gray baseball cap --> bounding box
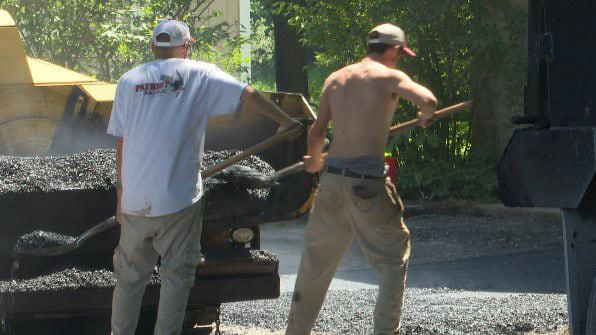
[152,20,195,47]
[368,23,416,57]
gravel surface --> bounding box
[248,250,278,264]
[212,165,274,189]
[0,149,116,195]
[203,150,275,175]
[0,149,275,198]
[1,250,277,293]
[0,268,161,293]
[407,214,562,264]
[204,150,275,201]
[14,231,76,253]
[220,288,567,335]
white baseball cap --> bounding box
[368,23,416,57]
[152,20,195,47]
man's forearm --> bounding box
[307,131,326,159]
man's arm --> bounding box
[303,80,333,173]
[116,138,123,224]
[394,71,438,125]
[240,86,301,132]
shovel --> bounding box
[19,123,306,256]
[17,216,117,256]
[266,101,474,183]
[202,123,304,178]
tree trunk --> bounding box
[471,0,528,161]
[272,0,309,99]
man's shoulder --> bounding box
[118,63,151,84]
[182,59,218,73]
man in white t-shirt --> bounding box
[107,20,300,335]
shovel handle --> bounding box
[389,100,473,135]
[75,216,117,246]
[269,101,473,181]
[270,161,306,182]
[202,124,305,179]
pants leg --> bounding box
[111,214,160,335]
[286,174,355,335]
[348,178,410,335]
[152,202,203,335]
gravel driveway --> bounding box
[219,288,567,335]
[215,212,568,334]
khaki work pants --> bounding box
[111,201,203,335]
[286,172,410,335]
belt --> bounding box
[325,166,384,179]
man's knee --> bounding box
[159,252,200,287]
[113,246,156,284]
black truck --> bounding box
[498,1,596,334]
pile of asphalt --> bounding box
[248,250,278,264]
[0,149,116,195]
[14,231,76,253]
[2,250,278,293]
[0,149,274,199]
[204,150,275,200]
[0,268,161,293]
[203,150,274,174]
[220,288,567,334]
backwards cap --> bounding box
[368,23,416,57]
[152,20,195,47]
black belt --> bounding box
[325,166,384,179]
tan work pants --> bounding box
[111,201,203,335]
[286,172,410,335]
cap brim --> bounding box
[188,36,196,44]
[402,47,416,57]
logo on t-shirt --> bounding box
[135,70,185,97]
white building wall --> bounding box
[202,0,251,79]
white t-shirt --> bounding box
[107,58,248,217]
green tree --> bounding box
[0,0,247,82]
[278,0,527,200]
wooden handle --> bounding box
[203,124,305,179]
[389,100,473,135]
[270,161,305,182]
[259,101,473,181]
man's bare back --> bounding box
[321,58,437,160]
[303,25,437,174]
[325,60,407,159]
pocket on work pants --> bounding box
[113,245,145,284]
[180,203,204,287]
[350,178,404,224]
[350,180,383,214]
[311,174,344,215]
[383,177,405,215]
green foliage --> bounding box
[274,0,526,201]
[250,0,276,90]
[0,0,247,81]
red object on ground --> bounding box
[384,157,397,184]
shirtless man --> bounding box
[285,24,437,335]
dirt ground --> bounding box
[405,204,562,264]
[211,205,568,335]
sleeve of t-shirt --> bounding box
[107,79,125,137]
[206,66,249,117]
